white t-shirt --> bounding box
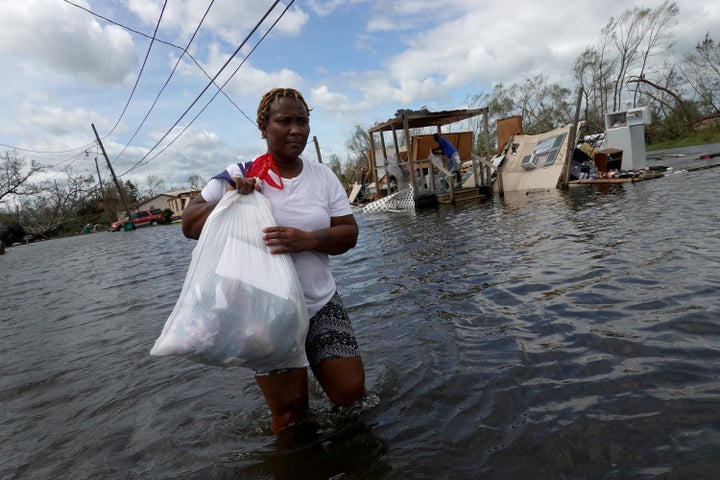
[201,157,353,316]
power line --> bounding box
[42,150,89,181]
[95,0,121,121]
[118,0,287,177]
[63,0,252,119]
[131,0,296,171]
[103,0,169,138]
[64,0,182,51]
[111,0,216,165]
[3,1,265,165]
[0,141,96,155]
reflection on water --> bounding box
[2,155,720,479]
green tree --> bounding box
[484,75,572,134]
[102,179,138,220]
[123,180,139,204]
[326,153,346,185]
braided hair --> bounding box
[256,88,310,134]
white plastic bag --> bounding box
[150,190,309,370]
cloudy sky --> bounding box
[0,0,718,191]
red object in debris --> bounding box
[699,152,720,159]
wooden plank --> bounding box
[348,183,362,203]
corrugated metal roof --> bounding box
[368,108,487,133]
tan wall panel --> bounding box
[497,116,523,153]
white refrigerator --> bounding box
[603,107,649,171]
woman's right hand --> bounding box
[229,177,260,195]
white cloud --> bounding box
[308,85,375,123]
[306,0,369,17]
[170,40,305,103]
[0,0,137,84]
[126,0,309,44]
[1,0,718,191]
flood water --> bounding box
[2,145,720,479]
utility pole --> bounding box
[88,148,111,224]
[92,123,131,219]
[313,136,322,163]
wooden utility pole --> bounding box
[312,136,322,163]
[89,148,111,224]
[92,123,131,218]
[92,153,106,199]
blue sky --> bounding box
[0,0,718,192]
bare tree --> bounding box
[143,174,166,199]
[627,65,698,132]
[465,92,494,153]
[21,168,96,238]
[1,151,45,203]
[573,45,615,132]
[601,1,679,111]
[631,1,678,105]
[188,174,206,190]
[604,11,645,110]
[345,124,371,169]
[683,33,720,116]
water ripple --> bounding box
[2,164,720,478]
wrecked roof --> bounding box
[368,108,487,133]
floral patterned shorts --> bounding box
[253,292,360,376]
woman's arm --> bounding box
[262,214,358,255]
[182,177,258,240]
[181,194,217,240]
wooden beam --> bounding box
[560,87,584,189]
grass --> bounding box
[646,128,720,151]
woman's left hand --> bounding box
[262,226,314,254]
[263,215,357,255]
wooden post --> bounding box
[368,132,380,200]
[483,107,491,187]
[92,152,112,223]
[92,123,131,219]
[560,87,584,189]
[379,131,387,196]
[313,135,322,163]
[397,125,417,195]
[401,114,418,199]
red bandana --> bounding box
[245,153,284,189]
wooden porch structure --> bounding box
[366,107,495,206]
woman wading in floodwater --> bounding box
[181,88,366,433]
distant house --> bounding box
[121,189,201,220]
[164,189,200,219]
[136,193,175,213]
